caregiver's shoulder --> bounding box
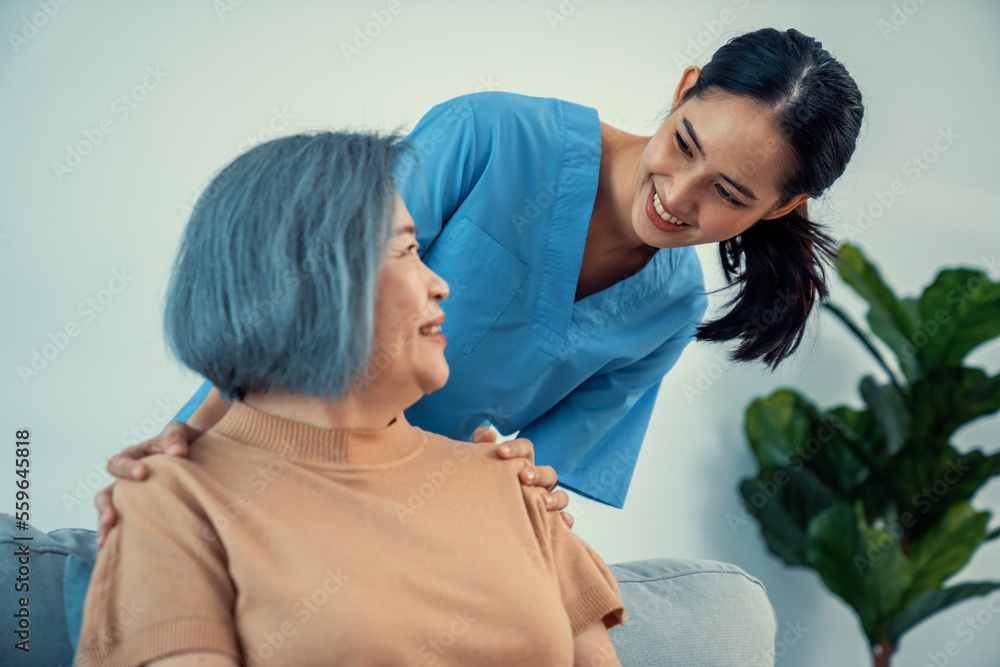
[423,90,584,128]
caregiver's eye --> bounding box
[674,132,692,158]
[716,184,744,207]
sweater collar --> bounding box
[211,400,425,467]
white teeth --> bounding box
[419,324,441,335]
[652,192,685,226]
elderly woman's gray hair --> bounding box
[164,131,406,400]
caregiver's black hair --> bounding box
[683,28,864,367]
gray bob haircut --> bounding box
[164,131,406,401]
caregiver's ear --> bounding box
[671,66,702,112]
[760,194,810,220]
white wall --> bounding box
[2,1,998,664]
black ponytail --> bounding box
[686,28,864,367]
[698,201,837,366]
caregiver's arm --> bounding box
[573,620,622,667]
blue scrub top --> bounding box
[176,92,707,508]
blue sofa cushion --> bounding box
[0,513,97,665]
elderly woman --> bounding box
[75,131,626,666]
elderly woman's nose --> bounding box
[427,266,449,302]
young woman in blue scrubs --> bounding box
[26,28,862,665]
[106,27,862,506]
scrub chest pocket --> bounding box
[422,216,528,355]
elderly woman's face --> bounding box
[367,192,450,401]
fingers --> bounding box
[94,485,117,548]
[105,421,200,481]
[98,421,203,547]
[472,427,498,444]
[159,421,200,456]
[106,447,148,481]
[542,489,569,512]
[500,437,568,524]
[519,464,558,491]
[496,436,535,465]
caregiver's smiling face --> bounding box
[367,192,451,402]
[630,68,806,249]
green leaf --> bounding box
[909,367,1000,441]
[859,376,909,458]
[807,502,912,644]
[903,503,990,607]
[883,581,1000,643]
[900,296,921,326]
[826,405,871,444]
[741,465,837,567]
[747,391,873,498]
[915,268,1000,371]
[887,444,1000,542]
[741,477,809,567]
[827,405,883,491]
[835,245,919,380]
[745,390,815,469]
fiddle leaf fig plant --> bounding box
[740,244,1000,667]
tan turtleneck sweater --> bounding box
[76,401,625,666]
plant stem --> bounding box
[873,638,895,667]
[825,303,905,394]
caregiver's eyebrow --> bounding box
[682,117,759,202]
